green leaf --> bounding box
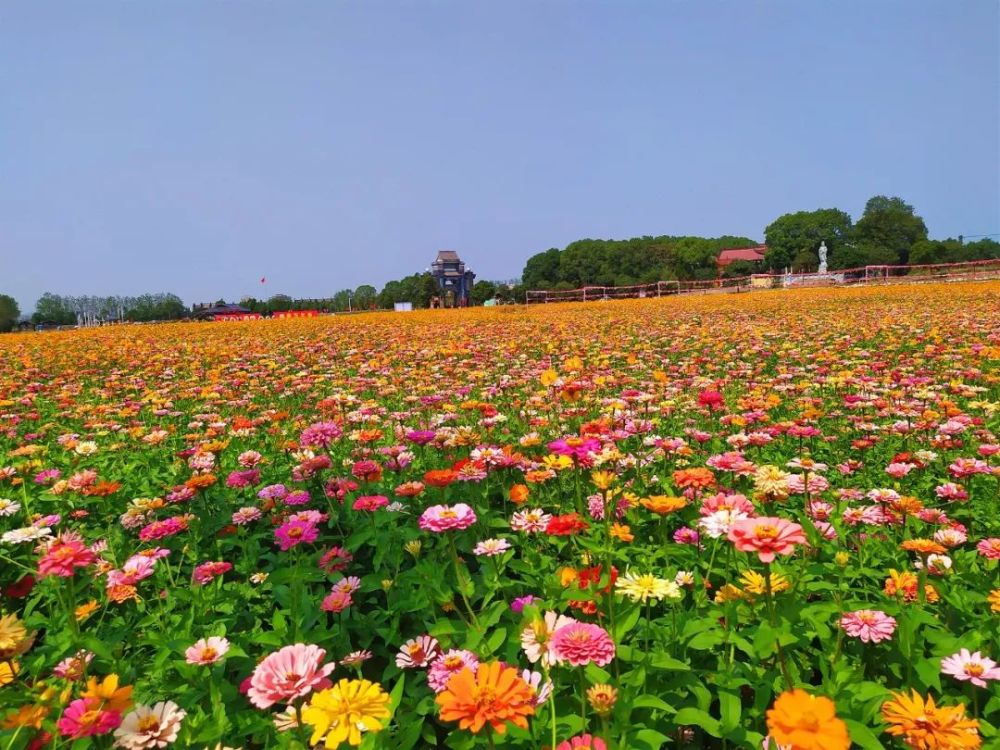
[649,653,691,671]
[631,728,671,749]
[844,718,886,750]
[673,707,722,738]
[388,675,405,713]
[718,690,741,734]
[631,694,675,713]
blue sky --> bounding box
[2,1,997,310]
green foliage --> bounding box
[853,195,928,265]
[763,208,853,272]
[354,284,378,310]
[31,292,78,325]
[521,235,757,288]
[0,294,20,332]
[469,280,498,306]
[266,294,294,312]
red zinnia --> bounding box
[545,514,589,536]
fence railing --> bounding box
[525,259,1000,303]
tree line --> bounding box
[3,193,996,329]
[520,195,999,288]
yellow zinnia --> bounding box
[740,570,790,596]
[302,678,391,747]
[0,614,27,652]
[615,571,682,603]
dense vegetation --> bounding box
[521,196,999,288]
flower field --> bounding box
[1,282,999,750]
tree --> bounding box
[720,260,756,279]
[470,280,498,306]
[763,208,853,272]
[853,195,927,265]
[0,295,19,332]
[267,294,293,312]
[791,249,818,273]
[353,285,377,310]
[32,293,76,326]
[521,248,562,289]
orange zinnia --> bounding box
[640,496,688,515]
[436,662,535,735]
[881,690,981,750]
[901,539,947,556]
[81,674,133,714]
[185,473,217,491]
[508,484,530,504]
[765,689,850,750]
[672,467,716,490]
[424,469,458,488]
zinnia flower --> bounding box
[520,611,577,667]
[615,572,682,603]
[301,678,391,747]
[247,643,336,709]
[274,519,319,551]
[428,650,480,693]
[557,735,608,750]
[113,701,186,749]
[37,535,97,577]
[185,637,230,666]
[839,610,897,644]
[58,698,123,738]
[882,690,981,750]
[436,662,536,734]
[940,649,1000,688]
[727,517,807,563]
[396,635,441,669]
[473,538,511,556]
[550,622,615,666]
[418,504,477,532]
[765,689,850,750]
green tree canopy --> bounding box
[520,234,756,288]
[469,280,498,306]
[853,195,928,265]
[763,208,853,272]
[31,293,77,325]
[0,295,20,333]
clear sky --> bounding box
[2,1,997,311]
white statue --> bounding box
[818,241,828,274]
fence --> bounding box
[525,258,1000,304]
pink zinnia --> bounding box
[138,516,188,542]
[940,649,1000,688]
[551,622,616,667]
[427,650,480,692]
[320,590,352,613]
[976,538,1000,560]
[547,436,601,461]
[396,635,441,669]
[274,519,319,551]
[838,610,896,643]
[352,495,389,512]
[318,546,353,573]
[300,421,343,448]
[37,536,97,578]
[192,561,232,585]
[57,698,122,738]
[247,643,335,708]
[185,636,230,665]
[418,503,477,532]
[727,517,807,563]
[106,556,156,587]
[557,735,608,750]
